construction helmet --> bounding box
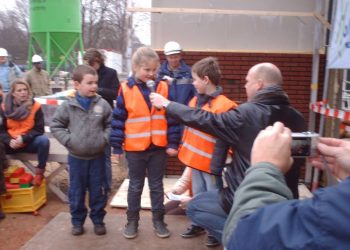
[164,41,182,55]
[32,54,43,63]
[0,48,8,57]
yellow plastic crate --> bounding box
[1,181,47,213]
[4,166,19,178]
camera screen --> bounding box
[291,137,311,157]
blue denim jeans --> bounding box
[104,146,112,192]
[68,154,107,226]
[191,168,223,195]
[187,190,228,242]
[5,135,50,169]
[125,149,167,213]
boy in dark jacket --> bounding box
[83,48,120,192]
[50,65,112,236]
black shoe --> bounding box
[181,225,205,238]
[153,221,170,238]
[71,225,84,236]
[0,211,5,220]
[94,223,106,235]
[123,220,138,239]
[206,235,221,247]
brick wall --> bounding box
[160,51,325,175]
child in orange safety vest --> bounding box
[110,47,180,240]
[175,57,238,247]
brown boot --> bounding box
[33,168,45,186]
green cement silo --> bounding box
[28,0,84,76]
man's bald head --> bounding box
[250,63,283,86]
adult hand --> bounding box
[9,138,23,149]
[311,137,350,180]
[150,93,170,109]
[166,148,178,157]
[251,122,293,174]
[15,135,23,145]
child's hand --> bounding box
[179,196,192,209]
[166,148,178,157]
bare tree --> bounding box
[0,0,29,64]
[0,0,141,66]
[81,0,133,53]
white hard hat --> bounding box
[0,48,8,57]
[164,41,182,55]
[32,54,43,63]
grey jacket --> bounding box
[222,162,292,245]
[50,93,112,159]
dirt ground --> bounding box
[0,158,128,250]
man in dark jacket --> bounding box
[150,62,307,244]
[83,48,120,191]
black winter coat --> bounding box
[97,64,120,108]
[166,86,306,213]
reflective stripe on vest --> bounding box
[122,81,168,151]
[176,78,192,85]
[178,95,237,173]
[6,101,41,138]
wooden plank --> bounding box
[314,12,331,30]
[154,48,317,54]
[7,153,67,163]
[128,7,331,29]
[127,7,315,17]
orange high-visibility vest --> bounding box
[6,101,41,138]
[122,81,168,151]
[178,95,237,173]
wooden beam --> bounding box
[127,7,314,17]
[314,12,332,30]
[127,7,331,29]
[153,48,325,55]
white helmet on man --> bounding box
[0,48,8,57]
[32,54,43,63]
[164,41,182,55]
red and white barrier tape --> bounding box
[34,98,65,106]
[310,101,350,121]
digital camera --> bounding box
[291,132,319,157]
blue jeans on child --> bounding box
[191,168,223,194]
[5,135,50,169]
[187,190,228,242]
[125,149,167,213]
[190,169,223,230]
[68,154,108,226]
[104,145,112,192]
